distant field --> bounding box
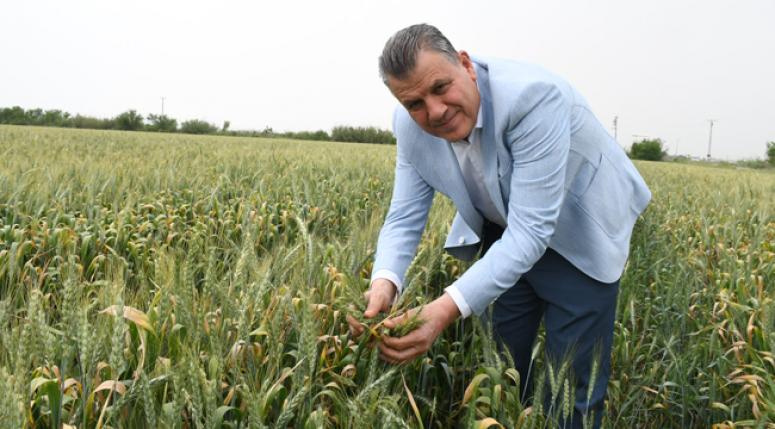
[0,125,773,428]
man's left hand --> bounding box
[378,293,460,364]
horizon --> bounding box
[1,105,768,163]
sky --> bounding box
[1,0,774,160]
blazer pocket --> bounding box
[574,154,631,238]
[565,151,597,198]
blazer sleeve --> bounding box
[371,114,435,293]
[449,82,571,316]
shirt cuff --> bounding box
[371,269,403,295]
[444,284,473,319]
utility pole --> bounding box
[707,119,716,159]
[613,116,618,141]
[161,97,166,116]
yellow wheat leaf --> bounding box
[476,417,505,429]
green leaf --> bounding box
[213,405,240,425]
[31,377,62,428]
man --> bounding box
[348,23,651,427]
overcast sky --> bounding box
[2,0,774,160]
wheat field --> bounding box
[0,125,773,428]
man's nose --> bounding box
[427,97,447,125]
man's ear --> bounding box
[458,50,476,80]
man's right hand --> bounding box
[346,278,397,337]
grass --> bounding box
[0,125,773,428]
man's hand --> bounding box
[378,293,460,364]
[346,278,397,337]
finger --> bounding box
[363,295,388,319]
[346,315,364,337]
[382,317,395,329]
[382,310,412,330]
[378,341,421,364]
[363,307,378,319]
[359,290,382,320]
[346,314,359,328]
[362,290,377,318]
[381,330,419,350]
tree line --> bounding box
[629,137,775,167]
[0,106,396,145]
[4,106,772,161]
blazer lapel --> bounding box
[475,63,508,222]
[413,134,483,233]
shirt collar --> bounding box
[473,73,483,129]
[461,79,483,143]
[473,101,483,130]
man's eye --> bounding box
[433,83,449,94]
[407,101,422,111]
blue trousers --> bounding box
[481,221,618,429]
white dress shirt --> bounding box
[372,93,505,319]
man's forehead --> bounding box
[388,59,455,96]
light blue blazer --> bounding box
[373,56,652,316]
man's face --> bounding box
[387,49,480,142]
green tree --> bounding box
[180,119,217,134]
[0,106,27,124]
[42,110,70,127]
[282,130,330,141]
[147,114,178,132]
[114,110,145,131]
[767,141,775,166]
[72,114,114,129]
[629,138,666,161]
[0,107,70,126]
[26,108,44,125]
[331,126,396,144]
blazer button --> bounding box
[458,237,466,245]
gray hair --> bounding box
[378,23,459,84]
